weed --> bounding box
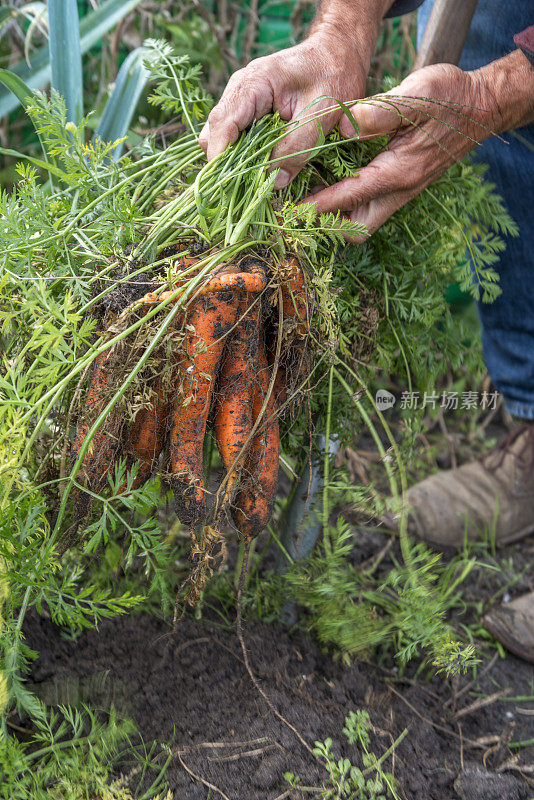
[0,704,171,800]
[264,520,480,674]
[284,709,405,799]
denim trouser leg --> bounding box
[417,0,534,419]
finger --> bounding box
[340,99,403,139]
[271,101,341,189]
[339,64,452,141]
[347,192,410,239]
[299,150,417,241]
[337,66,438,141]
[203,68,274,161]
[340,91,422,140]
[301,150,405,214]
[198,120,209,154]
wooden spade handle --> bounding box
[414,0,479,69]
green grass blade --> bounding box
[0,0,145,119]
[94,47,149,159]
[0,68,34,109]
[48,0,82,123]
[0,69,48,162]
[0,146,67,179]
[0,70,67,183]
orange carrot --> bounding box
[214,297,260,501]
[280,255,309,337]
[72,302,183,507]
[124,380,170,489]
[70,349,124,520]
[170,290,240,525]
[233,336,280,539]
[201,271,266,296]
[213,261,267,501]
[123,311,185,489]
[143,269,267,307]
[71,349,122,490]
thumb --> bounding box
[339,86,420,140]
[271,101,340,189]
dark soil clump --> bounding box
[25,608,534,800]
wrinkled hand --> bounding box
[305,62,499,241]
[199,34,367,188]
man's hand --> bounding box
[306,49,534,241]
[199,0,394,188]
[199,36,366,188]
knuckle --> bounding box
[218,67,272,111]
[420,63,460,96]
[378,154,411,190]
[245,55,268,73]
[424,75,442,98]
[207,105,226,125]
[234,59,268,87]
[226,67,247,88]
[336,178,360,210]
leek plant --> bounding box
[0,0,149,153]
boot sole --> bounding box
[415,517,534,551]
[498,519,534,547]
[381,511,534,550]
[483,616,534,664]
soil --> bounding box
[23,404,534,799]
[25,581,534,800]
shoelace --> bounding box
[483,422,534,475]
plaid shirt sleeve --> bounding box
[514,26,534,67]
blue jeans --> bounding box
[417,1,534,419]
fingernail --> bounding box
[274,169,292,190]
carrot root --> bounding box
[232,336,280,539]
[70,254,290,546]
[214,296,260,507]
[71,349,123,518]
[124,388,170,490]
[170,290,241,525]
[141,259,268,307]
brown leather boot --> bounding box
[402,423,534,549]
[482,592,534,663]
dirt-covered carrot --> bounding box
[170,290,240,525]
[71,350,122,486]
[123,310,185,489]
[70,348,124,518]
[143,267,267,306]
[124,381,170,489]
[232,336,280,539]
[280,255,309,337]
[214,261,267,505]
[214,297,260,503]
[72,297,183,508]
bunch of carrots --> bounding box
[71,244,310,546]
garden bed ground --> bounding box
[24,530,534,800]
